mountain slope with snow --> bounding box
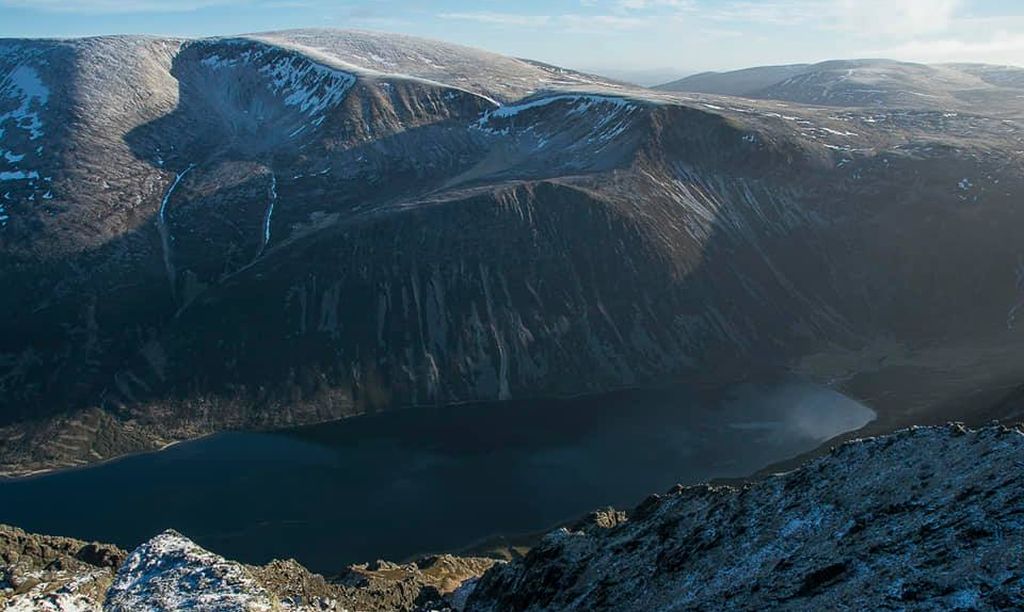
[253,29,625,102]
[3,31,1024,474]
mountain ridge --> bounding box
[3,30,1024,476]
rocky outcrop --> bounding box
[0,524,125,611]
[467,423,1024,610]
[104,530,280,611]
[1,525,495,611]
[101,530,498,611]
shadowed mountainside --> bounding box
[3,32,1024,474]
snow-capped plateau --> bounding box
[251,29,625,102]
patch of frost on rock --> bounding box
[104,530,276,612]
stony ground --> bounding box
[0,524,125,611]
[467,423,1024,611]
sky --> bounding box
[1,0,1023,84]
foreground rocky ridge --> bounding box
[3,423,1022,610]
[469,423,1024,610]
[0,524,125,611]
[2,526,496,611]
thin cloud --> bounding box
[698,0,960,37]
[616,0,693,10]
[875,31,1024,65]
[436,12,553,28]
[835,0,960,37]
[0,0,289,13]
[438,11,647,32]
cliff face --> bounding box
[3,424,1022,611]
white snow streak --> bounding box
[157,164,195,299]
[0,169,39,181]
[479,94,636,123]
[258,172,277,257]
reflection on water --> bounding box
[0,379,873,572]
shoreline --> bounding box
[2,363,1016,572]
[0,369,782,482]
[0,436,204,483]
[3,355,1001,485]
[3,356,1016,485]
[1,354,1019,570]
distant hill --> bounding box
[656,58,1024,112]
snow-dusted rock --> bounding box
[468,424,1024,610]
[104,530,276,611]
[0,524,124,612]
[4,569,110,611]
[99,529,491,611]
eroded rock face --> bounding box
[466,424,1024,611]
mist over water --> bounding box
[0,379,874,572]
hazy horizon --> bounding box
[0,0,1022,82]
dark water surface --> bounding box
[0,380,874,573]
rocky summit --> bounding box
[2,423,1022,611]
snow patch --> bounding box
[0,65,50,141]
[0,169,38,181]
[199,46,355,131]
[820,127,858,137]
[473,93,642,151]
[480,94,636,122]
